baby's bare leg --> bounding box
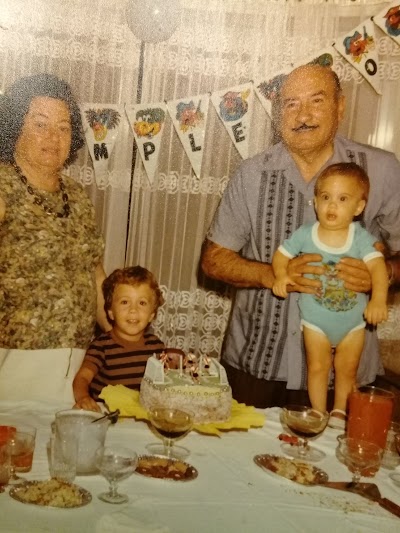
[303,327,332,413]
[333,328,365,413]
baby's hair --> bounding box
[315,162,370,201]
[102,266,164,322]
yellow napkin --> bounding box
[99,385,265,436]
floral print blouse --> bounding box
[0,164,105,349]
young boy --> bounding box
[73,265,165,412]
[272,163,388,428]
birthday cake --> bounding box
[139,350,232,424]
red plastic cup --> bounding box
[347,386,394,449]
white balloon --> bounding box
[126,0,181,43]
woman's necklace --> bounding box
[13,164,70,218]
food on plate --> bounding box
[139,351,232,423]
[11,479,86,507]
[255,454,328,485]
[136,455,197,480]
[278,433,299,445]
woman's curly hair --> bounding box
[0,73,84,166]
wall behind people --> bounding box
[0,0,399,356]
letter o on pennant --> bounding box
[365,59,377,77]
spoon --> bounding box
[91,409,120,424]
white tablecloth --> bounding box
[0,401,399,533]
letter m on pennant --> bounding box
[94,143,109,160]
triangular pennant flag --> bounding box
[211,84,253,159]
[125,102,167,185]
[254,68,290,117]
[334,20,382,94]
[373,2,400,47]
[292,47,339,70]
[166,95,209,178]
[81,104,123,187]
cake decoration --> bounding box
[139,350,232,424]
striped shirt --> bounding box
[84,329,165,400]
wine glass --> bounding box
[389,433,400,486]
[147,407,193,460]
[95,446,138,504]
[281,405,329,462]
[395,433,400,455]
[8,431,36,485]
[338,437,383,483]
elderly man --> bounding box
[201,64,400,410]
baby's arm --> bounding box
[73,364,101,412]
[272,250,296,298]
[364,256,389,325]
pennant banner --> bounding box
[79,5,400,180]
[373,2,400,46]
[81,104,123,186]
[125,102,167,185]
[334,19,382,94]
[292,47,339,70]
[254,69,290,117]
[167,95,209,178]
[211,84,253,159]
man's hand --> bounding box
[286,253,323,294]
[336,257,371,293]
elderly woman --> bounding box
[0,73,109,403]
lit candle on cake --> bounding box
[179,355,183,377]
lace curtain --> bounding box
[0,0,399,356]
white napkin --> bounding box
[95,511,170,533]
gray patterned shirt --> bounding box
[208,136,400,389]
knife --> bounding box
[323,481,400,519]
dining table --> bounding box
[1,399,400,533]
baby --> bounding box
[272,163,388,428]
[73,265,165,412]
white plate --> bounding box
[9,480,92,508]
[254,454,328,486]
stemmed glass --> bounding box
[338,437,383,482]
[390,433,400,487]
[95,446,138,504]
[147,407,193,460]
[395,433,400,455]
[281,405,329,462]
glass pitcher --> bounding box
[54,409,110,475]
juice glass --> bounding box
[347,386,394,474]
[11,424,37,472]
[0,442,11,485]
[0,425,16,445]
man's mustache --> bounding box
[293,124,318,132]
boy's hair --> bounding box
[102,266,164,323]
[315,162,370,201]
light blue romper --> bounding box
[278,222,383,346]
